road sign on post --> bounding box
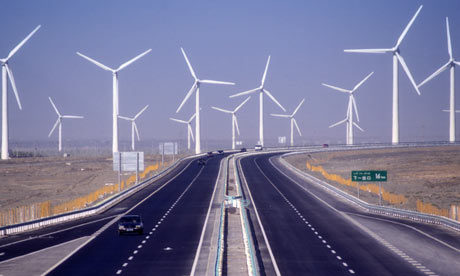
[351,170,387,205]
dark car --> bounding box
[207,151,213,156]
[240,148,247,152]
[118,215,143,235]
[218,150,224,154]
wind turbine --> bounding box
[76,49,151,153]
[1,25,41,160]
[48,97,84,152]
[170,113,196,151]
[344,5,423,144]
[322,72,373,145]
[118,105,149,151]
[212,96,251,150]
[271,98,305,147]
[229,56,286,147]
[418,18,460,143]
[176,48,235,154]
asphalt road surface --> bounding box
[238,152,460,276]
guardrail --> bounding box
[214,155,229,276]
[0,154,202,237]
[279,152,460,232]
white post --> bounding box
[232,115,236,150]
[450,65,456,142]
[187,126,191,150]
[290,119,294,147]
[195,86,201,154]
[1,65,9,160]
[136,152,139,184]
[113,73,119,153]
[259,91,264,146]
[58,121,62,152]
[131,123,135,151]
[118,152,122,192]
[349,101,354,145]
[392,53,399,144]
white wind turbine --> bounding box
[212,96,251,150]
[229,56,286,147]
[176,48,235,154]
[418,18,460,143]
[118,105,149,151]
[322,72,373,145]
[48,97,84,152]
[170,113,196,151]
[1,25,41,160]
[76,49,151,153]
[344,5,423,144]
[271,98,305,147]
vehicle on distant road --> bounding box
[323,144,329,148]
[240,148,247,152]
[118,215,143,235]
[218,150,224,154]
[207,151,213,156]
[254,145,263,151]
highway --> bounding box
[238,152,460,276]
[0,153,225,275]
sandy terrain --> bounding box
[285,146,460,212]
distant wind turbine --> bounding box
[322,72,373,145]
[271,98,305,147]
[118,105,149,151]
[1,25,41,160]
[48,97,84,152]
[229,56,286,147]
[418,17,460,143]
[344,5,423,144]
[170,113,196,151]
[212,96,251,150]
[76,49,151,153]
[176,48,235,154]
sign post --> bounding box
[351,170,387,205]
[114,152,145,190]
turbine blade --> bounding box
[176,83,196,113]
[261,55,271,86]
[396,5,423,48]
[117,49,152,71]
[293,118,302,136]
[352,72,374,92]
[322,83,351,93]
[134,105,149,119]
[446,17,453,59]
[170,117,187,124]
[396,52,421,95]
[270,113,290,118]
[264,89,286,112]
[6,25,41,61]
[455,61,460,66]
[329,118,347,128]
[200,80,235,85]
[229,87,260,98]
[48,97,60,116]
[48,119,60,137]
[181,48,197,80]
[344,48,392,54]
[212,106,232,114]
[118,115,132,121]
[76,52,114,72]
[62,115,84,119]
[189,112,197,122]
[189,124,195,142]
[418,61,450,88]
[292,98,305,116]
[234,116,240,136]
[5,64,22,110]
[351,96,360,122]
[134,122,140,141]
[234,96,251,112]
[353,122,365,132]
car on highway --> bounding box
[254,145,263,151]
[118,215,144,235]
[207,151,213,156]
[218,150,224,154]
[240,147,247,152]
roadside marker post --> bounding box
[351,171,387,205]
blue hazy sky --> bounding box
[1,0,460,146]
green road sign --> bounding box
[351,170,387,182]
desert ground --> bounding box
[285,145,460,212]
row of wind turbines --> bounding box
[1,4,459,159]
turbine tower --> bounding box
[229,56,286,147]
[418,18,460,143]
[176,48,235,154]
[76,49,151,153]
[344,5,423,144]
[271,98,305,147]
[212,96,251,150]
[170,113,196,151]
[1,25,41,160]
[322,72,373,145]
[118,105,149,151]
[48,97,84,152]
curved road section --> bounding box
[239,152,460,276]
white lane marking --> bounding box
[128,256,133,260]
[149,232,153,235]
[133,250,138,254]
[331,250,336,254]
[322,240,327,244]
[349,269,355,274]
[337,256,342,260]
[122,263,128,267]
[0,252,4,256]
[142,240,146,244]
[326,245,331,248]
[137,245,142,249]
[343,262,348,267]
[116,270,122,274]
[190,155,225,276]
[146,236,150,239]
